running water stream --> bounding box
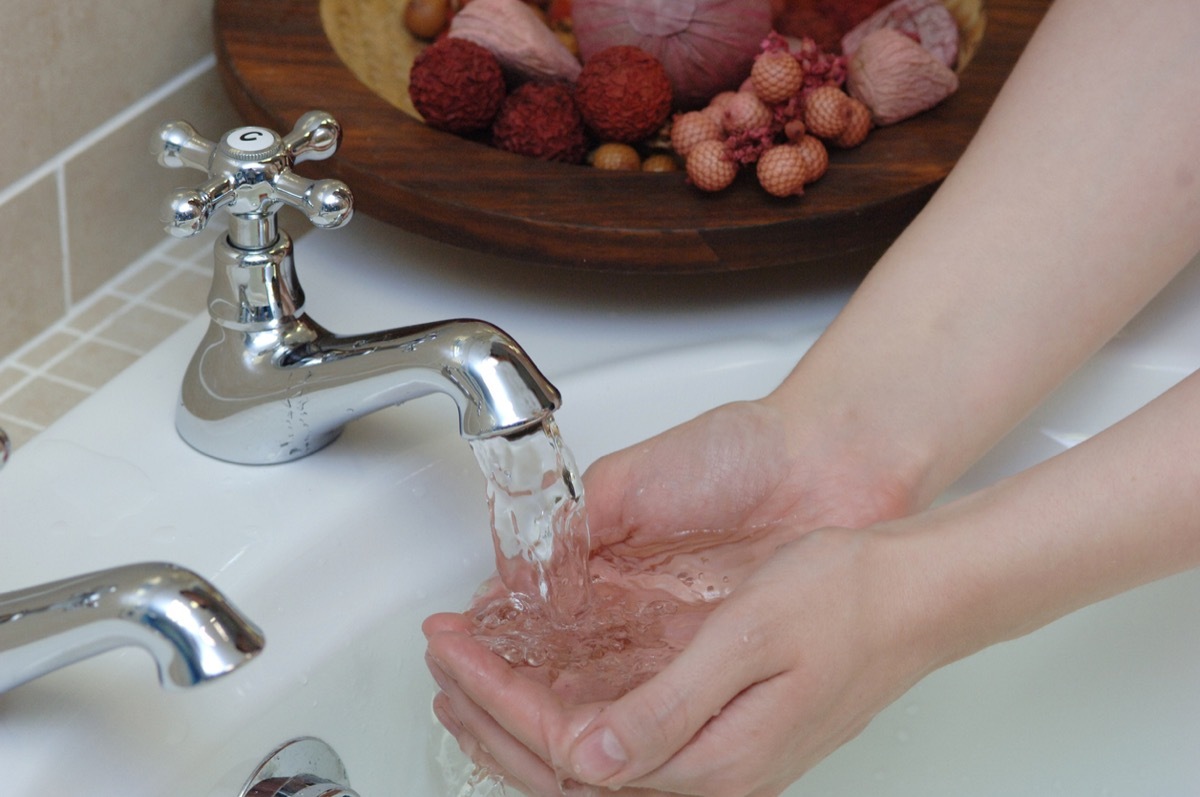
[435,416,722,794]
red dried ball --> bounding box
[492,82,589,164]
[409,38,506,134]
[574,46,673,144]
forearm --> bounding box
[769,0,1200,507]
[892,367,1200,666]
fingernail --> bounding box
[571,727,627,784]
[425,654,452,691]
[432,694,463,736]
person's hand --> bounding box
[426,524,945,796]
[424,398,932,795]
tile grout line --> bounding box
[0,55,217,211]
[56,166,73,313]
[0,243,205,414]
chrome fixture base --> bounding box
[239,737,359,797]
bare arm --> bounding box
[770,0,1200,509]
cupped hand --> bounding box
[424,399,931,795]
[426,525,945,796]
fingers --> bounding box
[433,687,562,796]
[565,601,783,789]
[422,611,474,637]
[426,629,603,767]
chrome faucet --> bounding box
[0,562,264,693]
[153,111,561,465]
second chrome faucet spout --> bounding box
[158,112,560,465]
[0,562,264,693]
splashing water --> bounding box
[469,416,591,623]
[438,416,722,794]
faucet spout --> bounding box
[176,232,561,465]
[0,562,265,693]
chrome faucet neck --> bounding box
[208,231,306,331]
[227,212,280,251]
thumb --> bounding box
[565,609,775,787]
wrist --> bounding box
[756,384,935,527]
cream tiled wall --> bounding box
[0,1,245,450]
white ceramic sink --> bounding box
[2,216,1198,796]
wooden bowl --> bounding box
[213,0,1048,273]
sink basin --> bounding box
[2,217,1198,795]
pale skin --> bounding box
[424,1,1200,794]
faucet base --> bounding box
[239,737,358,797]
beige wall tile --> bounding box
[0,376,89,427]
[17,331,79,369]
[0,176,65,358]
[66,295,128,335]
[0,0,214,190]
[148,270,210,316]
[0,367,25,397]
[0,417,41,452]
[48,340,139,389]
[96,305,188,353]
[115,261,178,298]
[64,68,241,302]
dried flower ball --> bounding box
[408,37,506,134]
[793,135,830,182]
[756,144,808,197]
[803,85,855,140]
[722,91,772,134]
[670,111,722,157]
[751,50,804,105]
[833,96,873,148]
[492,82,589,164]
[574,45,674,144]
[686,139,738,192]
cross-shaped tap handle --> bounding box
[153,110,353,245]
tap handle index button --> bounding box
[222,126,281,159]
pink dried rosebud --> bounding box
[793,134,829,183]
[686,139,739,192]
[449,0,583,82]
[833,96,873,147]
[847,28,958,125]
[803,85,853,140]
[723,91,772,134]
[756,144,807,197]
[841,0,960,69]
[783,118,807,141]
[670,111,722,157]
[751,50,805,105]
